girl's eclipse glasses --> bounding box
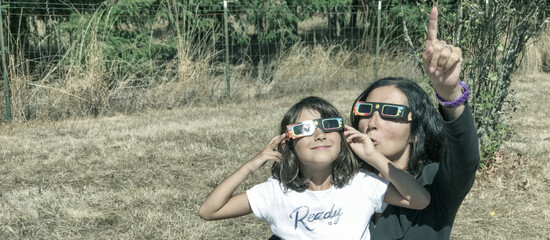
[353,101,412,122]
[286,117,344,139]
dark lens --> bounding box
[358,104,372,114]
[323,119,340,129]
[382,105,399,116]
[293,125,305,135]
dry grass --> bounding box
[1,68,549,239]
[0,89,359,239]
[451,72,550,240]
[518,27,550,74]
[1,30,549,239]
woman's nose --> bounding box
[367,112,381,130]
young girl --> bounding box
[198,96,430,239]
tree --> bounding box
[460,0,547,165]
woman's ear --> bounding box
[409,134,418,144]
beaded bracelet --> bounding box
[435,81,470,108]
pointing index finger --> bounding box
[426,6,439,48]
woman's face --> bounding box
[358,86,412,166]
[292,108,341,168]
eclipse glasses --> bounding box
[353,101,412,122]
[286,117,344,139]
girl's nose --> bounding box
[313,127,327,141]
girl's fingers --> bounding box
[267,151,282,162]
[266,133,287,150]
[268,133,286,146]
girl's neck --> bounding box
[307,176,333,191]
[300,164,333,191]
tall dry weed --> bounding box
[268,43,369,96]
[518,26,550,74]
[5,50,32,120]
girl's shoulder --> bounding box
[261,177,285,190]
[351,170,390,185]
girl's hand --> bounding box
[245,133,286,172]
[344,125,377,163]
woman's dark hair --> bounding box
[272,96,359,192]
[350,77,445,176]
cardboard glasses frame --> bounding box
[286,117,344,139]
[353,101,412,122]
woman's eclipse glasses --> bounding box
[286,117,344,139]
[353,101,412,122]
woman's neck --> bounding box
[388,145,411,171]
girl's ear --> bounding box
[281,139,292,150]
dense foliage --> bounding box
[1,0,548,166]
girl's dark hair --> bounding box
[272,96,359,192]
[350,77,445,176]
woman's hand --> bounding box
[344,125,377,164]
[344,125,431,210]
[422,6,465,119]
[422,6,463,101]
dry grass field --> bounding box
[1,25,550,238]
[1,69,549,239]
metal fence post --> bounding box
[485,0,489,17]
[375,1,381,81]
[0,2,12,121]
[223,0,231,97]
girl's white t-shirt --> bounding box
[246,171,389,240]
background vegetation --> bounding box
[1,0,548,166]
[0,1,549,238]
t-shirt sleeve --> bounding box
[246,178,277,221]
[366,172,390,213]
[376,202,389,213]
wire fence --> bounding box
[2,1,548,74]
[0,1,452,72]
[0,1,548,122]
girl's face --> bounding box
[358,86,412,166]
[292,108,341,169]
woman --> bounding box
[350,7,480,239]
